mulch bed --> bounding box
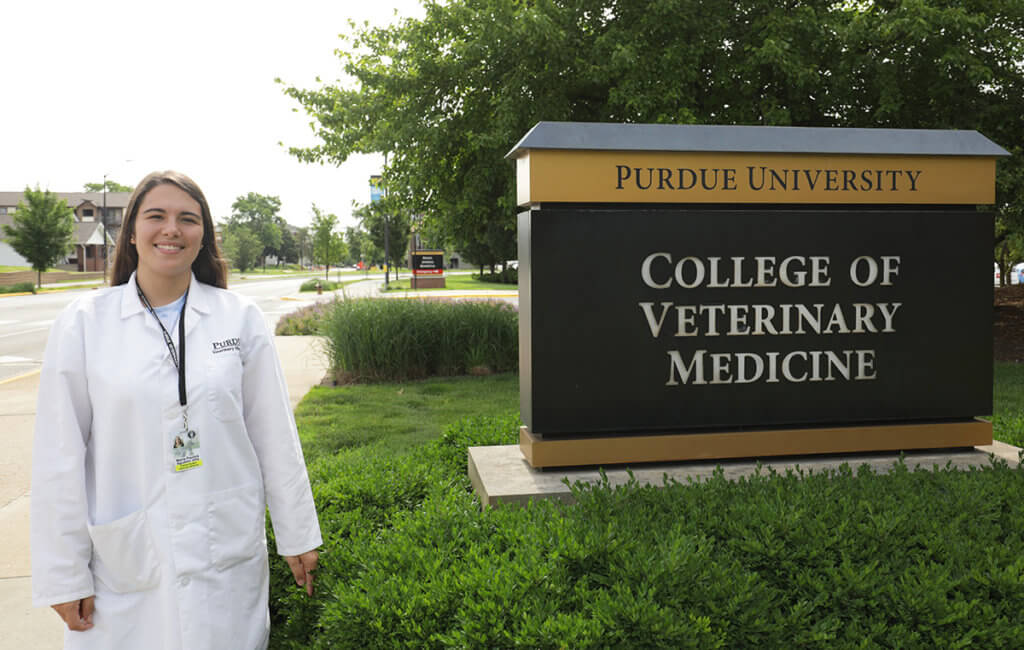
[994,285,1024,362]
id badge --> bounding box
[170,428,203,472]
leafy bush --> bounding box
[475,267,517,284]
[269,414,1024,648]
[0,281,36,294]
[300,278,340,292]
[275,301,333,336]
[320,298,518,382]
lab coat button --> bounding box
[179,576,190,587]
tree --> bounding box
[3,187,75,287]
[352,200,412,278]
[345,226,366,266]
[84,180,134,193]
[220,224,262,273]
[229,193,284,271]
[282,0,1024,264]
[310,205,346,279]
[277,219,298,265]
[293,227,310,267]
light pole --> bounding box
[383,153,390,288]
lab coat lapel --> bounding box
[124,272,209,365]
[123,273,175,365]
[183,273,212,339]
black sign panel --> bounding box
[519,207,992,436]
[412,251,444,275]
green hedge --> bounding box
[268,414,1024,648]
[475,268,518,284]
[0,281,35,294]
[300,278,341,292]
[320,298,518,382]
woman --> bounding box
[31,171,322,649]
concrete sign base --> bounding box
[468,440,1021,508]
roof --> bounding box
[1,214,110,246]
[73,221,113,246]
[506,122,1010,159]
[0,191,132,209]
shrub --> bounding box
[0,281,36,294]
[300,278,340,292]
[475,267,517,284]
[269,415,1024,648]
[275,301,334,336]
[319,298,518,382]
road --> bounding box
[0,276,378,384]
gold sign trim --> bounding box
[518,150,996,206]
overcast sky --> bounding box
[1,0,425,229]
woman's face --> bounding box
[132,183,204,286]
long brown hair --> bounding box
[112,171,228,288]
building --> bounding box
[0,190,131,271]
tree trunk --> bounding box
[37,269,42,288]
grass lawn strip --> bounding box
[294,373,519,459]
[380,273,516,292]
[992,361,1024,448]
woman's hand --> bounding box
[283,550,319,597]
[52,596,95,631]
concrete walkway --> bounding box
[0,335,328,650]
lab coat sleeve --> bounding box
[240,305,322,556]
[31,306,96,607]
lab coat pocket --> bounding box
[207,352,244,421]
[208,484,266,571]
[87,509,160,594]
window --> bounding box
[83,209,94,216]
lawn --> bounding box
[380,273,516,292]
[992,361,1024,448]
[294,365,1024,458]
[294,373,519,460]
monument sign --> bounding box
[411,249,446,289]
[509,122,1007,468]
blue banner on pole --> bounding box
[370,175,383,203]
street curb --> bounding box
[0,370,41,385]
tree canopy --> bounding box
[352,200,412,272]
[84,180,134,193]
[282,0,1024,265]
[3,187,75,286]
[220,224,262,272]
[310,205,347,279]
[228,192,283,270]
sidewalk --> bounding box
[0,335,329,650]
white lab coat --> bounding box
[31,273,322,650]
